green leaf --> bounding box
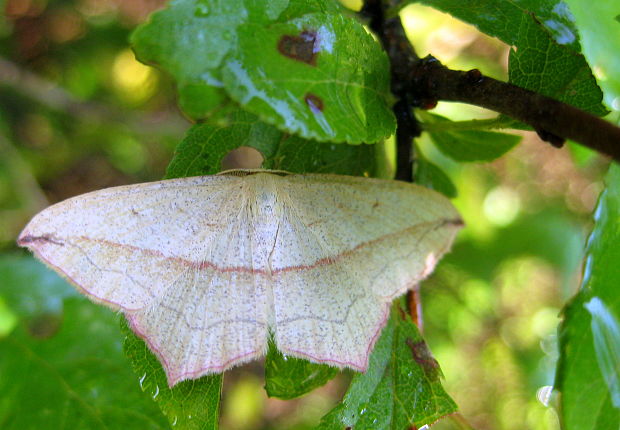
[424,114,520,162]
[264,339,338,399]
[406,0,607,115]
[131,1,241,118]
[165,110,378,178]
[0,256,169,430]
[565,1,620,106]
[177,79,230,120]
[131,0,395,139]
[509,17,607,116]
[414,155,457,198]
[121,318,222,430]
[429,129,520,162]
[223,13,395,143]
[317,302,457,429]
[556,163,620,430]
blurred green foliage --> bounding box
[0,1,617,429]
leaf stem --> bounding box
[418,116,518,133]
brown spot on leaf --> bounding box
[406,338,442,381]
[304,93,324,113]
[278,30,318,65]
[28,313,62,339]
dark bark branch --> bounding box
[411,57,620,160]
[360,5,620,163]
[362,0,421,182]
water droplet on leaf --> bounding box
[152,384,160,399]
[194,3,210,17]
[139,373,147,389]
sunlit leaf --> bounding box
[564,1,620,106]
[165,110,378,178]
[0,256,168,430]
[132,0,395,140]
[317,302,457,429]
[264,340,338,400]
[557,163,620,430]
[223,12,395,142]
[402,0,607,115]
[121,319,222,430]
[414,154,457,198]
[424,114,520,162]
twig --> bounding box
[361,0,421,182]
[406,287,424,331]
[409,56,620,160]
[360,5,620,163]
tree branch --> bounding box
[360,6,620,163]
[361,0,421,182]
[410,56,620,160]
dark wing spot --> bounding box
[304,93,324,113]
[278,30,318,65]
[18,234,64,247]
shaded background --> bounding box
[0,0,616,429]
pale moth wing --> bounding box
[18,170,463,386]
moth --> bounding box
[19,170,462,386]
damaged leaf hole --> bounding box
[221,146,264,171]
[278,30,319,66]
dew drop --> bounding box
[194,3,210,17]
[172,416,178,426]
[139,373,146,389]
[536,385,553,407]
[152,384,160,399]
